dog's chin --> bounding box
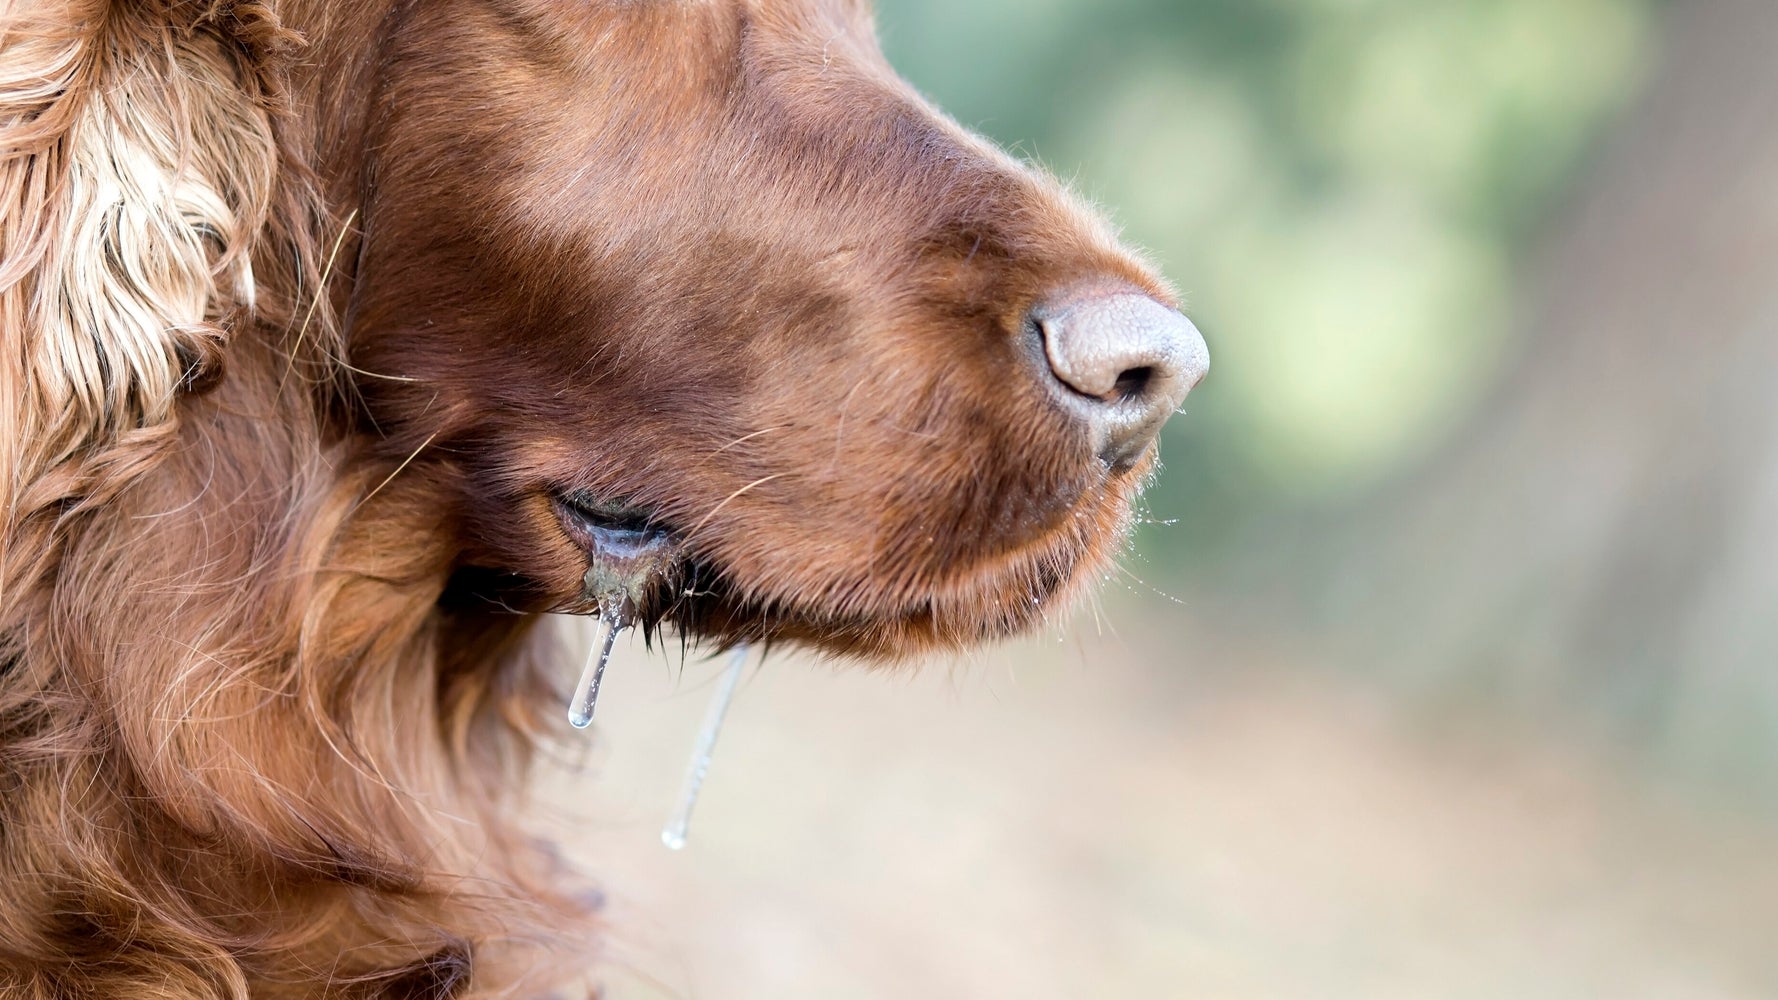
[549,485,1131,661]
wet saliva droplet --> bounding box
[563,521,679,730]
[556,514,751,849]
[662,643,751,850]
[567,595,628,730]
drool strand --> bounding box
[662,644,751,850]
[561,518,680,730]
[567,596,627,729]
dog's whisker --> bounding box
[351,431,440,515]
[1111,559,1188,607]
[279,208,357,395]
[336,361,420,382]
[709,424,790,456]
[681,473,787,543]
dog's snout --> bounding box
[1032,290,1209,470]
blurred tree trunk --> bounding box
[1323,0,1778,781]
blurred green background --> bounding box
[879,0,1778,786]
[560,2,1778,997]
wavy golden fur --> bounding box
[2,4,564,996]
[0,0,1189,995]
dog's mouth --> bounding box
[550,479,1113,659]
[551,493,685,619]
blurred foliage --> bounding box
[878,0,1654,573]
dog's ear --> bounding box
[1,3,278,490]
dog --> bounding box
[0,1,1207,995]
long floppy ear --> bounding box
[0,1,279,515]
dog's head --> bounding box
[328,0,1207,658]
[0,1,1206,991]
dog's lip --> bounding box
[547,482,1112,654]
[661,516,1092,658]
[553,491,661,534]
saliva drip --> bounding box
[563,519,679,730]
[557,512,750,849]
[566,595,628,730]
[662,644,751,850]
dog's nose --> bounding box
[1032,289,1209,469]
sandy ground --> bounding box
[532,613,1778,999]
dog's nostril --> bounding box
[1032,289,1209,470]
[1110,365,1155,402]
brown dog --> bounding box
[0,1,1206,995]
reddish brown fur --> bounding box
[0,1,1179,995]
